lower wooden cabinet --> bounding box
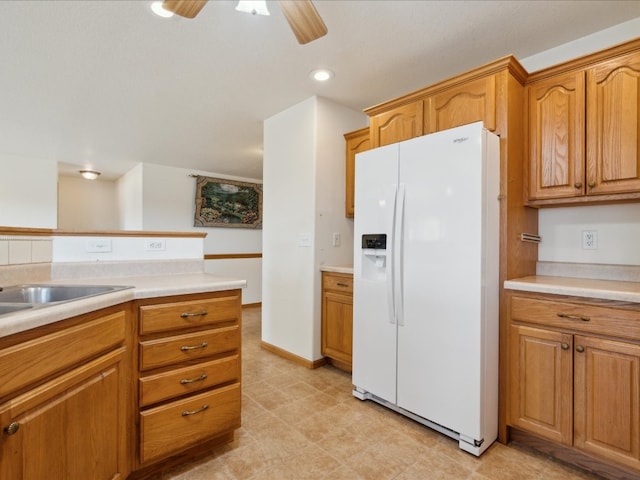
[0,289,244,478]
[0,308,130,480]
[321,271,353,371]
[136,289,242,467]
[507,291,640,477]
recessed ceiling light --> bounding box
[310,69,334,82]
[79,170,101,180]
[151,1,174,18]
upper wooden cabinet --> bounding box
[587,51,640,196]
[344,127,371,218]
[526,41,640,206]
[527,71,586,200]
[369,100,423,147]
[425,75,497,134]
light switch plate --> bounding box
[298,233,312,247]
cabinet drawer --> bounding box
[139,325,240,371]
[0,311,125,399]
[510,296,640,341]
[139,291,241,335]
[322,273,353,294]
[139,354,240,407]
[140,383,241,463]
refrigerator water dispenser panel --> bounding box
[361,234,387,249]
[361,234,387,281]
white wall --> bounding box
[0,153,57,228]
[538,204,640,265]
[139,162,263,304]
[138,163,262,255]
[521,21,640,266]
[117,163,144,231]
[58,176,119,230]
[262,96,366,361]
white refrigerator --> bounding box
[352,121,500,456]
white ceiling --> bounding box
[1,1,639,181]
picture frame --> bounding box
[193,176,263,229]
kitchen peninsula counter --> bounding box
[0,272,246,338]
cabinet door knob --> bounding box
[574,182,582,189]
[3,422,20,436]
[561,343,569,350]
[588,181,596,188]
[576,345,585,353]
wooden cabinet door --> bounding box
[370,100,423,147]
[574,335,640,471]
[321,291,353,369]
[344,128,371,218]
[527,72,586,200]
[508,325,573,445]
[426,75,496,134]
[586,51,640,195]
[0,349,126,480]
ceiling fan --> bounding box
[161,0,328,44]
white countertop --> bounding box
[320,265,353,274]
[0,273,246,339]
[505,275,640,303]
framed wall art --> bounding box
[193,176,263,229]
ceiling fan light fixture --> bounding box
[310,69,334,82]
[236,1,270,16]
[79,170,101,180]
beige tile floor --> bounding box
[154,307,602,480]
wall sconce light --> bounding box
[79,170,101,180]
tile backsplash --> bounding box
[0,236,53,265]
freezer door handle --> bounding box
[387,184,398,324]
[395,184,406,326]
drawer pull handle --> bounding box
[180,342,208,352]
[180,373,208,385]
[182,404,209,417]
[181,310,208,318]
[557,313,590,322]
[561,343,569,350]
[336,282,349,287]
[3,422,20,436]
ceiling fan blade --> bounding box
[277,0,327,45]
[162,0,208,18]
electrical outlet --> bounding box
[144,239,166,251]
[582,230,597,250]
[86,239,112,253]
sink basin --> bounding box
[0,284,132,305]
[0,303,34,315]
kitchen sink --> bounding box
[0,284,133,311]
[0,303,34,315]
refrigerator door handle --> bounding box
[387,184,398,324]
[395,184,406,326]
